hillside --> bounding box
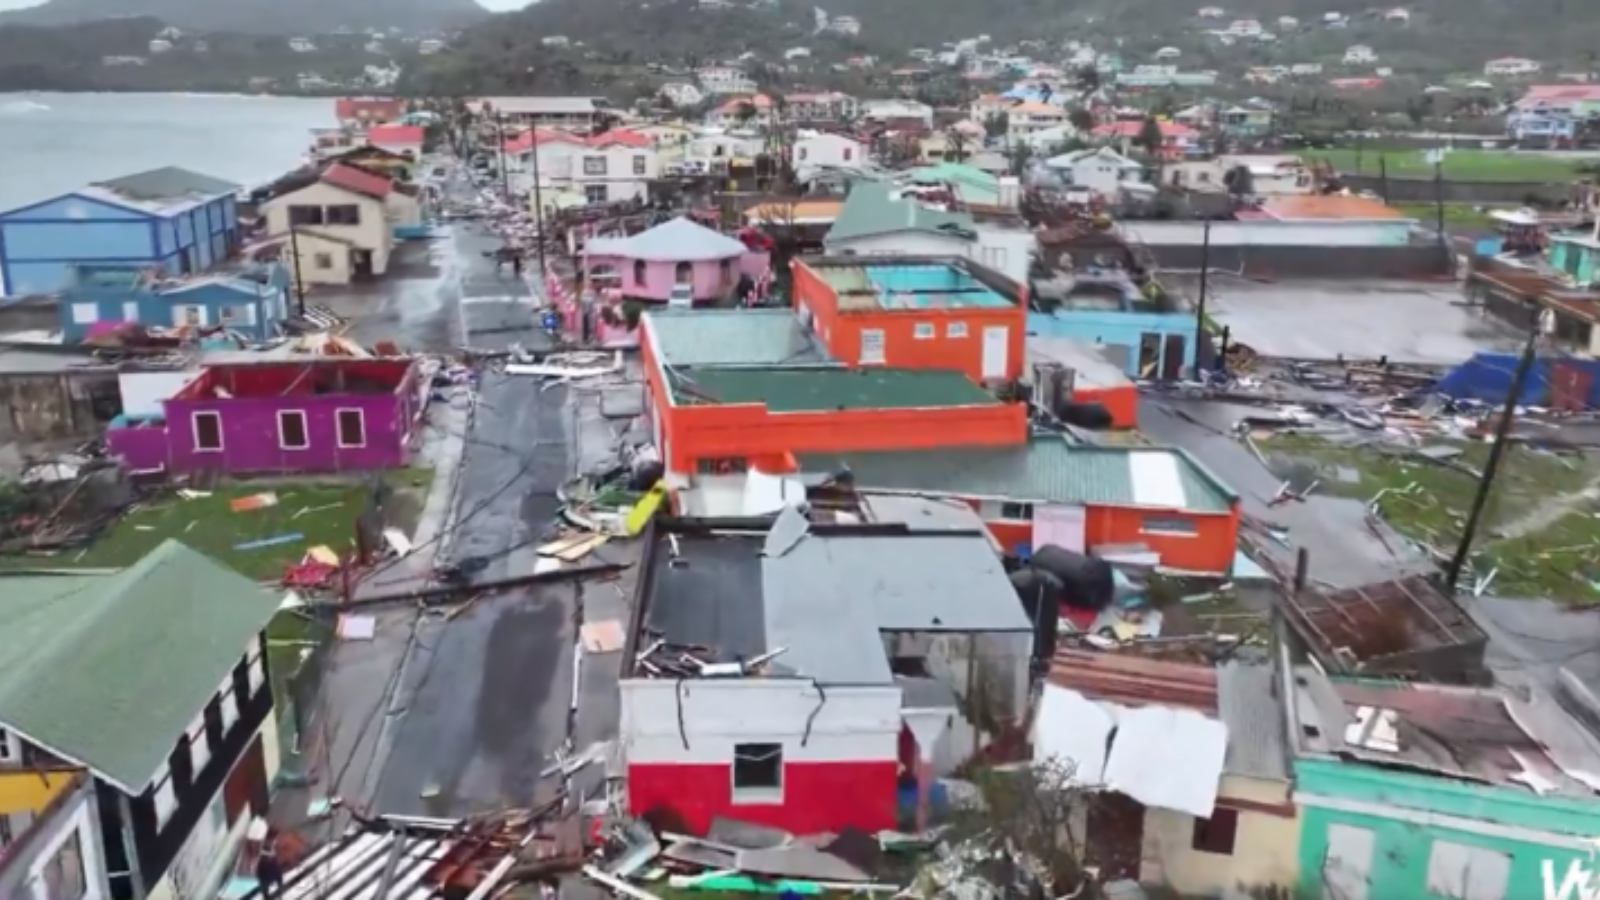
[0,0,488,35]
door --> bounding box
[1322,824,1375,900]
[981,326,1009,380]
[1161,333,1187,380]
[1084,792,1145,881]
[353,250,374,279]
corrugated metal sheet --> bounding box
[1048,648,1218,711]
[241,825,462,900]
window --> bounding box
[0,728,14,762]
[313,252,334,270]
[71,303,98,324]
[633,259,647,285]
[1426,840,1511,900]
[674,261,692,283]
[585,185,608,204]
[633,155,648,175]
[40,824,86,900]
[218,305,241,323]
[731,742,783,801]
[843,147,853,161]
[719,259,733,281]
[192,411,223,452]
[278,410,309,449]
[798,147,808,161]
[219,674,239,729]
[1000,502,1034,520]
[947,322,969,338]
[1142,515,1198,536]
[584,156,608,175]
[859,328,886,364]
[336,408,366,448]
[287,204,324,226]
[1191,807,1238,855]
[180,306,203,326]
[696,457,749,475]
[152,767,178,828]
[913,322,936,339]
[325,204,361,225]
[186,710,210,774]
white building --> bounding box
[1342,45,1378,64]
[1383,7,1410,21]
[793,131,866,167]
[860,99,935,128]
[417,38,446,54]
[470,96,604,129]
[784,47,811,59]
[1166,154,1313,195]
[149,38,173,53]
[572,136,660,204]
[706,94,775,128]
[786,91,859,121]
[1484,57,1542,77]
[659,82,706,107]
[542,35,571,46]
[1197,5,1226,17]
[1155,46,1182,60]
[696,66,758,95]
[263,165,399,284]
[1006,101,1067,141]
[1224,19,1263,36]
[828,15,861,34]
[1046,147,1144,195]
[1291,62,1324,75]
[288,37,316,52]
[1278,15,1299,29]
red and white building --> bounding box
[621,508,1032,835]
[504,129,659,203]
[365,124,425,159]
[1092,119,1200,158]
[706,94,777,128]
[335,96,405,127]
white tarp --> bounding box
[1102,704,1228,818]
[741,468,805,516]
[1032,684,1113,784]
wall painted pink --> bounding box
[584,251,770,302]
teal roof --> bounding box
[644,309,834,366]
[669,366,998,412]
[797,436,1236,513]
[0,540,281,791]
[826,182,978,244]
[907,163,1002,206]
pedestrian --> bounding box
[513,254,523,277]
[256,829,285,900]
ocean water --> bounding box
[0,93,335,210]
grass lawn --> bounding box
[8,468,434,581]
[1390,202,1498,232]
[1309,148,1585,182]
[1259,436,1600,603]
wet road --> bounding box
[368,177,585,816]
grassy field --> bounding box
[1309,148,1587,182]
[7,469,433,580]
[1259,436,1600,603]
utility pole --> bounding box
[1432,154,1446,247]
[530,118,548,277]
[1193,217,1212,379]
[495,112,510,200]
[288,226,306,316]
[1444,326,1538,593]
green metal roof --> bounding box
[907,163,1003,207]
[670,366,998,412]
[797,436,1236,513]
[644,309,834,367]
[825,182,978,244]
[0,540,281,792]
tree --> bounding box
[938,759,1090,898]
[733,101,757,127]
[982,112,1010,139]
[1073,64,1101,99]
[944,128,971,163]
[1009,140,1034,176]
[1067,107,1096,134]
[1135,115,1165,157]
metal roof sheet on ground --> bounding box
[644,309,833,366]
[796,437,1235,513]
[585,216,749,262]
[669,366,998,411]
[235,823,463,900]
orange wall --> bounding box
[661,401,1027,474]
[1075,384,1139,429]
[792,261,1028,382]
[0,768,81,816]
[977,501,1239,573]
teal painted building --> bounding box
[1549,232,1599,286]
[1290,669,1600,900]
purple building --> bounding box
[107,359,424,475]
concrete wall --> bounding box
[1027,309,1198,377]
[0,370,121,444]
[1146,242,1452,279]
[1122,220,1415,247]
[1143,774,1301,895]
[1343,174,1572,205]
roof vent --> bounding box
[1344,705,1400,752]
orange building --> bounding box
[640,309,1026,475]
[796,436,1241,572]
[790,257,1028,383]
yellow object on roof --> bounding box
[745,200,845,225]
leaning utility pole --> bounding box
[1444,326,1539,592]
[288,226,307,316]
[1192,217,1212,378]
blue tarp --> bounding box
[1434,353,1600,407]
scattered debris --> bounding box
[235,533,303,551]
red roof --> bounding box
[335,97,404,121]
[320,163,393,199]
[1520,84,1600,103]
[503,128,587,153]
[1047,649,1218,712]
[588,129,652,148]
[366,124,424,145]
[1092,120,1197,138]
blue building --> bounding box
[0,167,242,298]
[59,263,292,342]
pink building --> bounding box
[583,217,770,305]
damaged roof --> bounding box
[639,510,1030,685]
[644,309,834,367]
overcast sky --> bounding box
[0,0,531,9]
